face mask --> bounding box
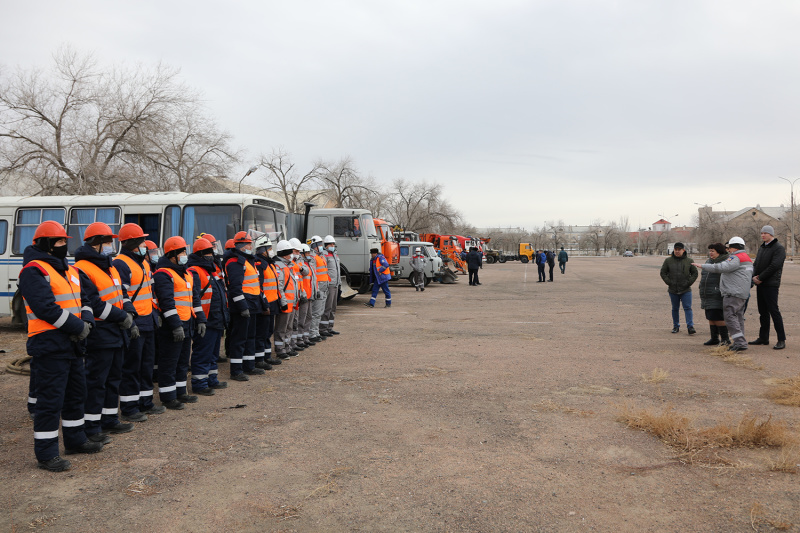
[305,254,312,261]
[327,246,335,252]
[178,254,188,265]
[268,250,276,258]
[243,247,253,255]
[136,244,147,256]
[203,253,214,262]
[51,244,68,259]
[101,244,116,256]
[149,253,160,263]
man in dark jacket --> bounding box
[749,225,787,349]
[467,247,482,286]
[20,221,101,471]
[660,242,699,334]
[546,250,556,281]
[558,247,568,274]
[535,250,546,282]
[365,248,392,308]
[74,222,138,439]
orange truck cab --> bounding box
[419,233,467,274]
[373,218,400,279]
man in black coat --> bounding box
[466,247,483,286]
[749,225,787,349]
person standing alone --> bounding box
[660,242,698,335]
[749,225,787,350]
[365,248,391,308]
[467,246,482,286]
[558,247,568,274]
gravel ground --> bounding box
[1,255,799,532]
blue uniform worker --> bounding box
[366,248,392,308]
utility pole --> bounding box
[778,177,799,258]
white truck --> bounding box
[394,241,444,286]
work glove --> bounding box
[197,323,207,338]
[120,313,134,330]
[280,303,288,312]
[129,324,140,340]
[240,309,250,319]
[172,327,185,342]
[71,321,92,342]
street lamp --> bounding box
[778,176,799,257]
[238,165,259,194]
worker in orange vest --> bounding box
[308,236,330,342]
[253,233,282,367]
[224,231,266,378]
[152,236,206,409]
[296,243,318,349]
[113,224,165,422]
[272,240,298,358]
[20,221,99,471]
[365,247,392,308]
[187,237,229,393]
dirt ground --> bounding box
[1,255,799,532]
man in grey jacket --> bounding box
[410,247,426,291]
[693,236,753,352]
[320,235,341,336]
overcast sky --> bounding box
[2,1,800,230]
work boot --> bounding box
[749,338,769,345]
[687,326,696,335]
[193,387,215,396]
[103,422,134,434]
[178,394,198,403]
[266,358,282,365]
[163,399,185,410]
[244,368,266,375]
[65,440,104,455]
[671,326,680,334]
[385,303,391,308]
[330,330,340,335]
[320,331,333,337]
[210,381,228,389]
[305,339,317,346]
[703,325,720,345]
[730,345,748,352]
[87,433,112,445]
[774,341,786,350]
[230,373,249,382]
[288,350,299,357]
[718,326,731,346]
[276,353,290,360]
[364,302,374,308]
[121,411,148,422]
[294,345,305,351]
[38,456,71,472]
[255,360,271,369]
[143,405,166,415]
[216,356,228,363]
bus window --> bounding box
[13,208,66,254]
[0,220,7,254]
[163,205,180,243]
[124,214,161,246]
[181,205,240,245]
[67,207,121,254]
[243,206,277,235]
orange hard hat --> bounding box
[200,233,217,243]
[192,237,213,253]
[233,231,252,244]
[163,236,188,254]
[118,223,149,241]
[225,239,235,250]
[33,220,70,241]
[144,240,158,250]
[84,222,118,241]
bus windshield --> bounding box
[243,205,278,238]
[181,205,240,244]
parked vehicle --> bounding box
[0,192,288,324]
[373,217,400,278]
[419,233,465,281]
[394,241,444,285]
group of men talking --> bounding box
[20,220,342,472]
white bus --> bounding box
[0,192,287,324]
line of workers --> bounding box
[20,220,342,472]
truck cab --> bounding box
[372,217,400,279]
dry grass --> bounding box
[617,404,798,465]
[767,445,800,474]
[642,368,669,383]
[766,374,800,407]
[707,345,763,370]
[533,399,595,418]
[750,502,794,530]
[124,477,162,496]
[305,467,354,499]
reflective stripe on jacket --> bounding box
[24,260,82,338]
[187,265,216,318]
[262,263,280,303]
[115,253,153,317]
[279,262,296,313]
[242,260,260,296]
[314,254,330,283]
[74,260,125,321]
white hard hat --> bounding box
[415,247,421,252]
[728,236,745,246]
[275,240,292,253]
[310,235,323,245]
[253,234,272,250]
[323,235,336,244]
[288,238,302,249]
[299,243,310,253]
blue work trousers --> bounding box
[369,281,392,307]
[191,327,222,390]
[120,330,155,416]
[84,347,123,435]
[156,323,192,402]
[33,353,87,461]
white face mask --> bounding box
[327,246,335,252]
[149,252,160,263]
[178,254,188,265]
[268,250,276,258]
[101,243,116,256]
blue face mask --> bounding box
[101,244,116,256]
[135,244,147,256]
[327,246,335,252]
[178,254,188,265]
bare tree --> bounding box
[255,148,324,213]
[0,47,204,194]
[316,156,373,208]
[384,179,461,233]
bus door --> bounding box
[0,216,10,315]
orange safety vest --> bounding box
[242,259,261,296]
[279,263,296,313]
[373,256,391,277]
[314,254,330,283]
[154,268,195,321]
[187,265,222,318]
[75,260,125,321]
[23,260,82,338]
[300,261,312,299]
[115,254,153,317]
[262,263,280,303]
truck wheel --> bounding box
[520,256,529,263]
[424,277,431,286]
[498,256,506,263]
[486,256,495,264]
